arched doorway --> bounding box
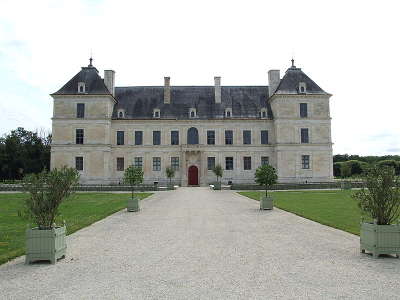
[188,165,199,185]
[187,127,199,145]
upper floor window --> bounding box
[225,108,232,118]
[207,130,215,145]
[117,157,124,171]
[77,103,85,118]
[171,131,179,145]
[261,156,269,166]
[299,82,306,94]
[300,103,308,118]
[243,130,251,145]
[260,108,267,119]
[261,130,269,144]
[225,130,233,145]
[171,157,180,171]
[189,108,197,118]
[301,155,310,169]
[118,109,125,118]
[301,128,309,144]
[243,157,251,170]
[76,129,84,144]
[135,131,143,145]
[78,82,85,93]
[134,157,143,169]
[187,127,199,145]
[75,157,83,171]
[153,131,161,145]
[153,109,160,118]
[207,157,215,170]
[117,131,125,145]
[225,157,233,170]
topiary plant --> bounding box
[166,166,175,187]
[352,166,400,225]
[123,166,144,200]
[255,164,278,197]
[21,166,80,230]
[213,164,223,184]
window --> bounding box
[77,103,85,118]
[189,108,196,118]
[78,82,85,93]
[153,131,161,145]
[225,108,232,118]
[260,108,267,118]
[187,127,199,145]
[134,157,143,169]
[171,157,179,171]
[225,130,233,145]
[153,109,160,118]
[117,157,124,171]
[135,131,143,145]
[301,128,309,143]
[301,155,310,169]
[225,157,233,170]
[261,156,269,166]
[243,157,251,170]
[75,157,83,171]
[153,157,161,171]
[299,82,307,93]
[117,131,125,145]
[261,130,269,145]
[76,129,84,144]
[207,157,215,170]
[118,111,124,118]
[243,130,251,145]
[300,103,308,118]
[207,130,215,145]
[171,131,179,145]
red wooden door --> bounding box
[188,166,198,185]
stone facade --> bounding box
[50,60,333,185]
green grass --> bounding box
[239,190,363,235]
[0,192,152,265]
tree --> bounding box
[166,166,175,187]
[340,163,351,178]
[213,164,223,183]
[255,165,278,197]
[352,166,400,225]
[21,166,80,229]
[123,166,144,200]
[377,160,400,176]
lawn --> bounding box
[239,190,363,235]
[0,192,152,265]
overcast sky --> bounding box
[1,0,399,155]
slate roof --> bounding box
[52,66,111,95]
[113,86,272,120]
[274,66,328,95]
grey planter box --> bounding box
[260,196,273,210]
[25,226,66,264]
[127,196,140,212]
[213,182,221,190]
[360,222,400,258]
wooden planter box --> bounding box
[127,196,140,212]
[360,222,400,258]
[213,182,221,190]
[260,196,273,210]
[25,226,66,264]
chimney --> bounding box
[104,70,115,97]
[214,76,221,104]
[164,76,170,104]
[268,70,280,97]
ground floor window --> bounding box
[225,157,233,170]
[171,157,179,171]
[117,157,124,171]
[207,157,215,170]
[134,157,143,169]
[301,155,310,169]
[261,156,269,166]
[243,157,251,170]
[153,157,161,171]
[75,157,83,171]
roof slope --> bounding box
[274,66,328,95]
[53,66,111,95]
[113,86,272,120]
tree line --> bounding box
[333,154,400,178]
[0,127,51,181]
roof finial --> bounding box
[89,56,93,67]
[291,57,295,68]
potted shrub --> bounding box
[124,165,144,212]
[255,165,278,210]
[352,166,400,258]
[166,166,175,190]
[21,166,79,264]
[212,164,223,190]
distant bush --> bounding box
[377,160,400,175]
[333,162,342,177]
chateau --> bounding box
[50,59,333,185]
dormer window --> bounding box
[117,109,125,118]
[225,108,232,118]
[78,82,86,93]
[260,108,267,119]
[153,108,160,118]
[189,108,197,118]
[299,82,306,94]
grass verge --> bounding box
[0,192,152,265]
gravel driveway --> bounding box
[0,187,399,299]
